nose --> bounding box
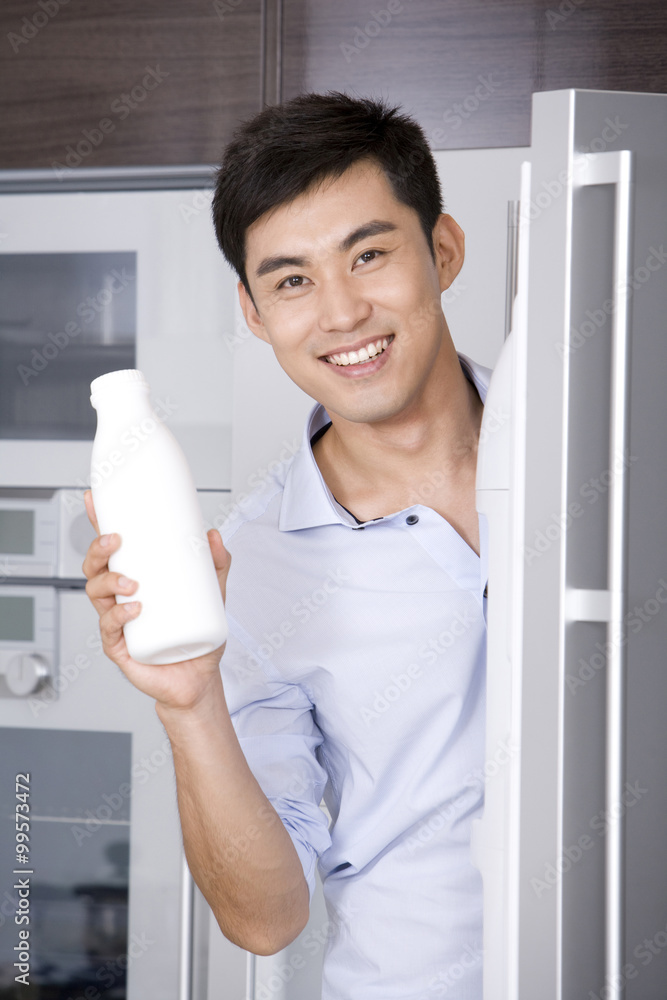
[317,273,372,334]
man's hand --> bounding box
[82,489,232,712]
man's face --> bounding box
[239,158,465,425]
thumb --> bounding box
[208,528,232,604]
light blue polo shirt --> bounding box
[219,351,491,999]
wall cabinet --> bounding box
[0,0,262,169]
[281,0,667,148]
[0,0,666,167]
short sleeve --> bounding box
[220,616,333,903]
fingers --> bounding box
[82,528,136,617]
[85,567,137,602]
[84,529,229,612]
[83,489,99,534]
[81,519,140,664]
[98,598,142,660]
[81,530,120,582]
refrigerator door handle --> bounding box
[504,199,520,342]
[180,854,194,1000]
[246,951,257,1000]
[572,148,634,1000]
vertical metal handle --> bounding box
[504,200,520,341]
[246,951,257,1000]
[576,149,634,1000]
[180,854,194,1000]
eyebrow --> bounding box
[254,219,399,279]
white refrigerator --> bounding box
[238,87,667,1000]
[474,88,667,1000]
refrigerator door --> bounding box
[475,89,667,999]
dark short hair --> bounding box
[211,91,444,302]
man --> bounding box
[83,91,491,999]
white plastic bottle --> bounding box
[89,369,228,664]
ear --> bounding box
[237,280,271,345]
[432,214,465,292]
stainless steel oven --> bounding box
[0,167,245,1000]
[0,485,236,1000]
[0,167,235,491]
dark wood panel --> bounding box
[1,0,665,168]
[282,0,667,149]
[0,0,261,169]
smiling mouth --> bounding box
[322,334,394,367]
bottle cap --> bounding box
[90,369,149,406]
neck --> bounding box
[312,338,484,517]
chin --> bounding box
[325,394,407,426]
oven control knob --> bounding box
[5,654,51,697]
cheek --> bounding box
[264,303,315,353]
[380,278,441,348]
[377,257,435,305]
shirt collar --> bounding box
[278,351,494,532]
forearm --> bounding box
[155,673,309,955]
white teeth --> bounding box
[325,337,391,366]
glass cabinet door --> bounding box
[0,727,133,999]
[0,252,136,442]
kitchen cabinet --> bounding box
[0,0,666,167]
[281,0,667,148]
[0,0,262,168]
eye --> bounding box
[356,249,382,264]
[278,274,307,289]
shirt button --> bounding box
[406,514,419,525]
